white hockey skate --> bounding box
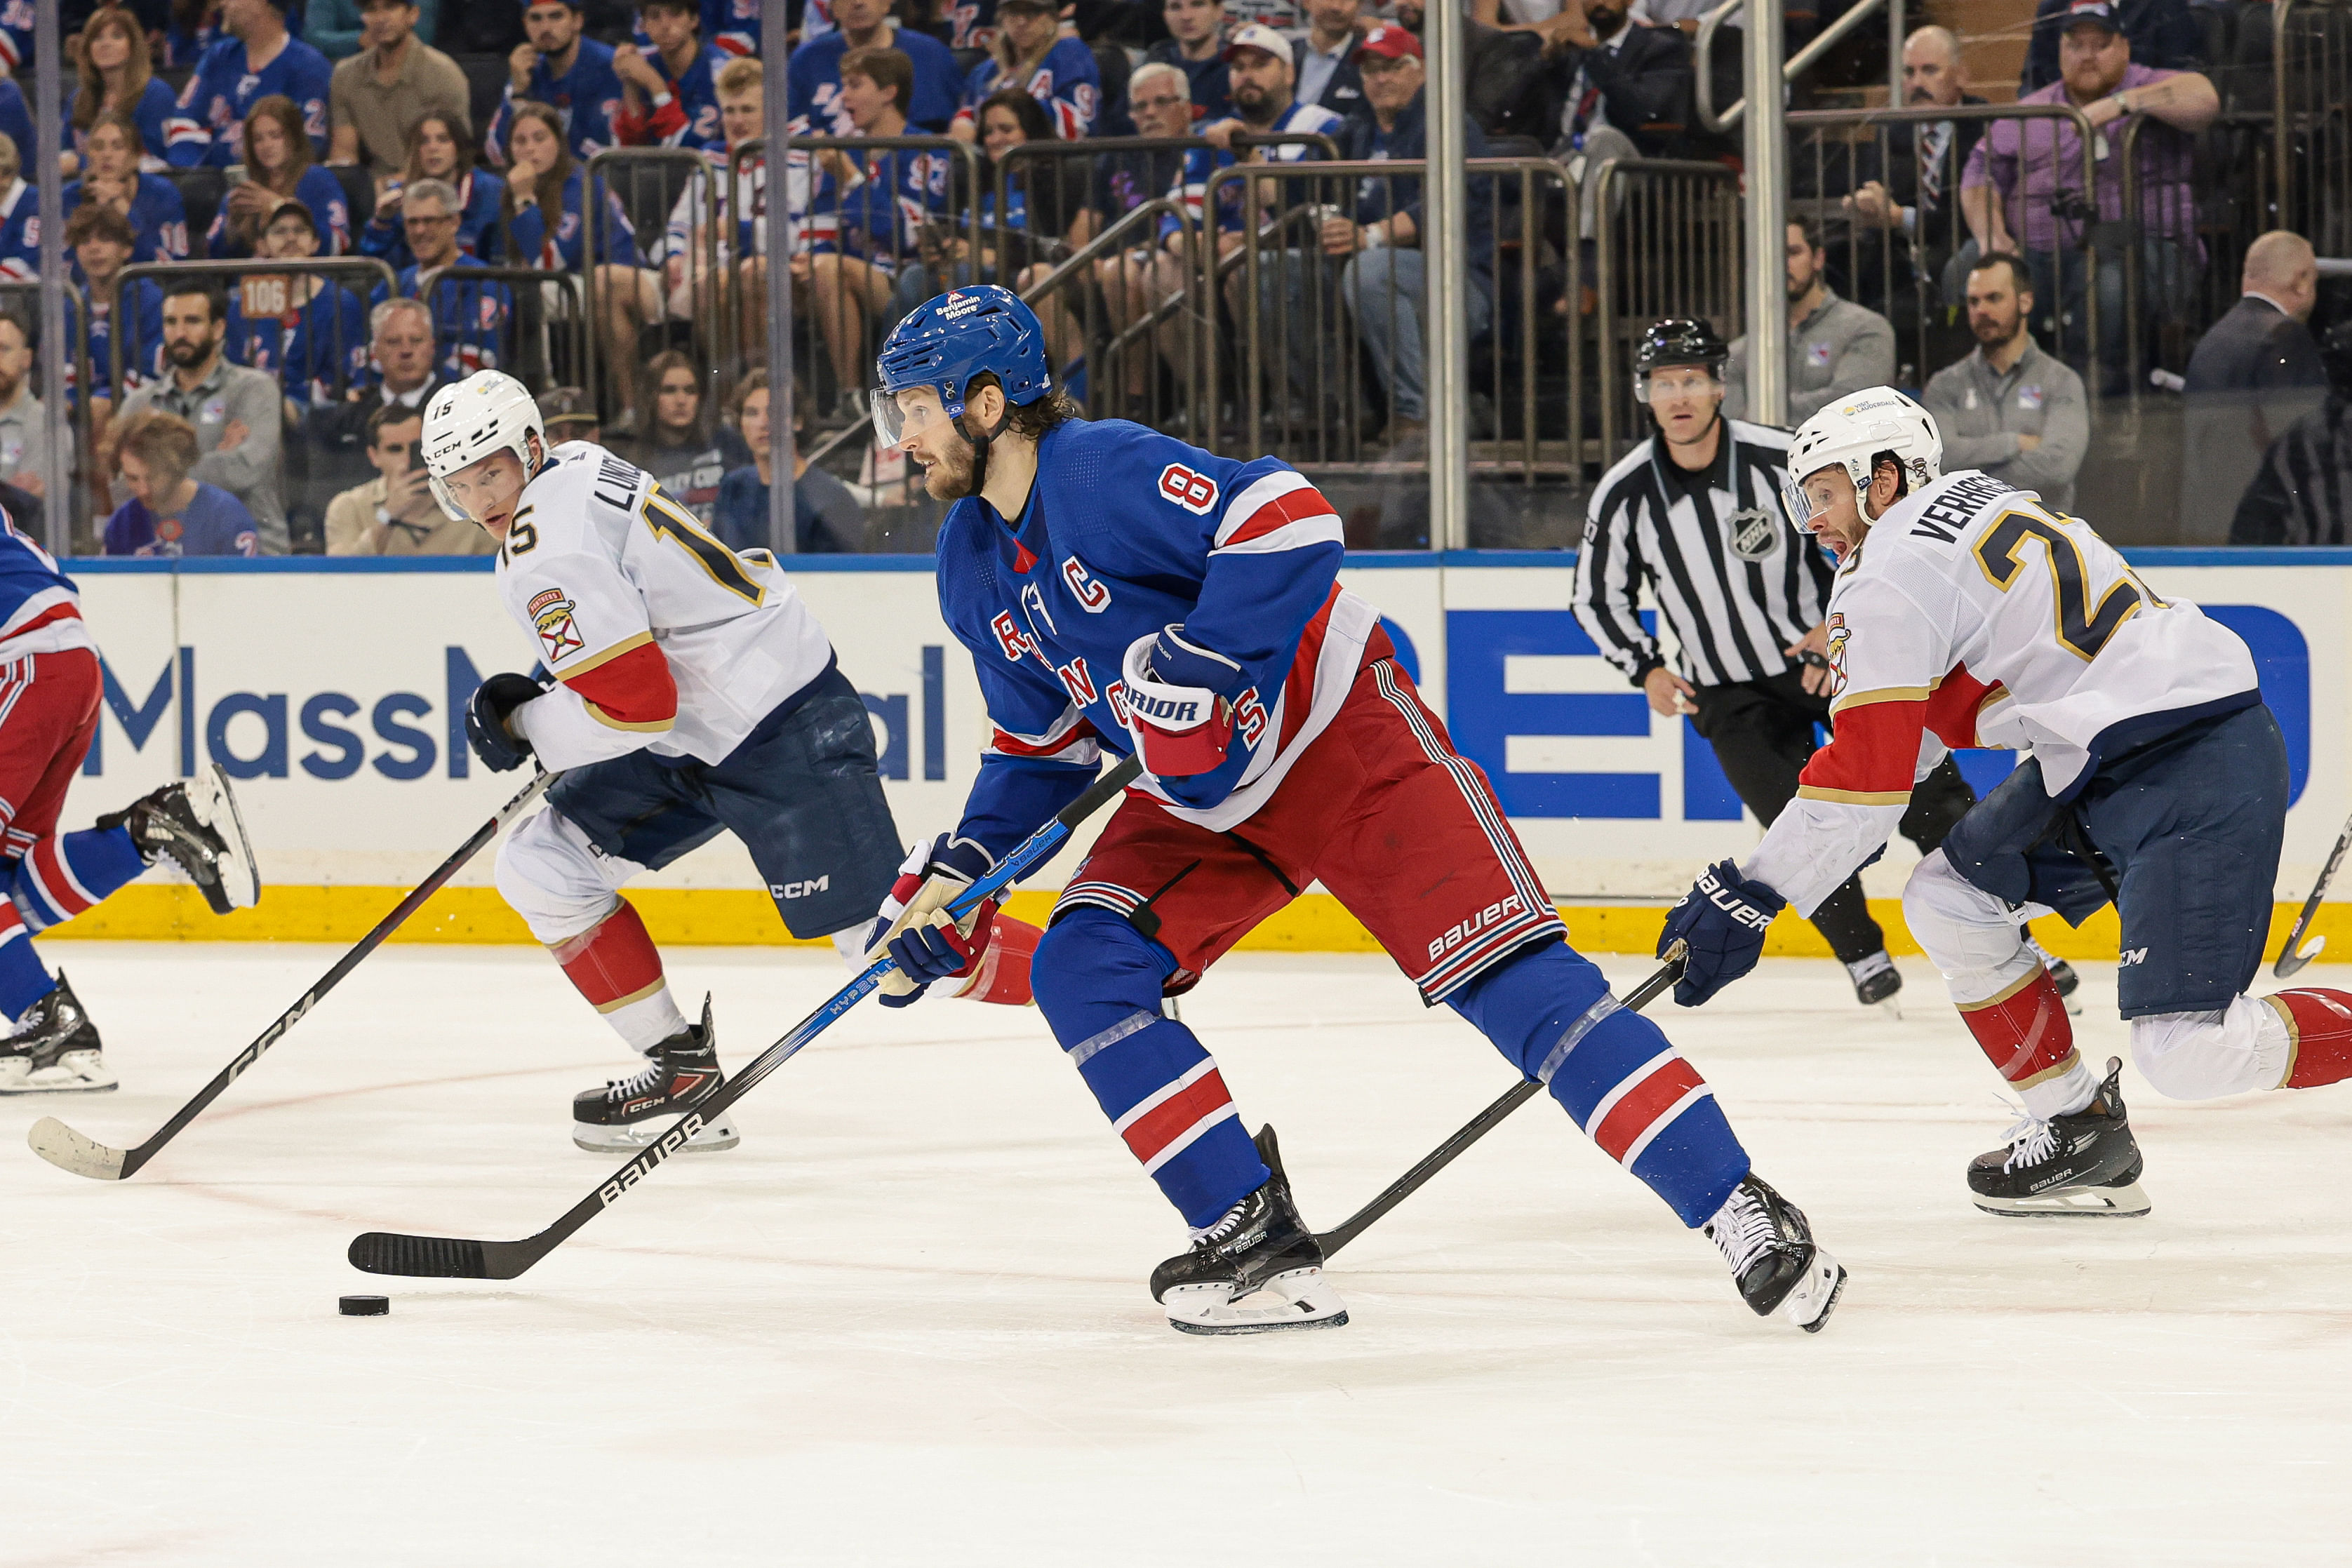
[101,765,261,916]
[1151,1127,1348,1335]
[1705,1174,1845,1332]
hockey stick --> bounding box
[1308,940,1688,1260]
[2273,808,2352,979]
[348,753,1146,1280]
[27,768,559,1181]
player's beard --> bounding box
[922,434,980,500]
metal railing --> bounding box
[582,147,735,421]
[416,263,589,392]
[1592,157,1742,465]
[0,279,89,551]
[2274,0,2352,255]
[1695,0,1891,133]
[109,257,399,420]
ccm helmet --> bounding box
[1633,317,1730,403]
[422,370,547,521]
[1782,386,1942,529]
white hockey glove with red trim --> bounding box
[860,835,1003,1007]
[1120,626,1241,778]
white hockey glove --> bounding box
[860,836,1001,1007]
[1120,627,1241,778]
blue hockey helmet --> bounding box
[871,284,1053,445]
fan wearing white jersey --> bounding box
[1658,387,2352,1216]
[422,371,1039,1155]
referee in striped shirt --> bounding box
[1572,319,1979,1010]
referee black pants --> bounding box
[1687,669,1978,965]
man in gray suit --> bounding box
[2180,230,2327,542]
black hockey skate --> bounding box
[1151,1126,1347,1334]
[0,972,114,1094]
[98,764,259,917]
[1967,1055,2149,1217]
[1848,951,1902,1015]
[571,996,739,1153]
[1703,1174,1845,1332]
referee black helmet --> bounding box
[1633,319,1730,401]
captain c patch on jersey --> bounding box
[528,587,587,663]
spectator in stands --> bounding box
[327,0,472,178]
[1920,250,2090,511]
[540,382,600,443]
[502,98,639,272]
[0,132,34,282]
[0,80,32,192]
[63,108,190,263]
[211,94,354,255]
[625,349,728,522]
[226,199,373,420]
[716,370,865,553]
[1843,25,1988,314]
[1961,0,2217,393]
[2180,229,2328,544]
[2020,0,2201,94]
[104,410,264,556]
[1322,25,1487,449]
[166,0,335,167]
[370,176,514,378]
[787,0,962,138]
[1724,219,1897,423]
[62,6,179,175]
[2231,323,2352,546]
[1544,0,1689,169]
[1146,0,1232,123]
[606,55,759,426]
[118,283,292,552]
[359,111,505,268]
[301,295,447,477]
[0,314,72,501]
[323,398,495,551]
[613,0,726,147]
[950,0,1102,142]
[306,0,445,60]
[1289,0,1365,119]
[62,203,166,425]
[488,0,625,164]
[167,0,227,72]
[1202,24,1341,154]
[796,46,950,422]
[1085,63,1196,403]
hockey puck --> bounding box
[338,1294,390,1317]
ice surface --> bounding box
[4,945,2348,1566]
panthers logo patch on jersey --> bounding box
[529,587,586,662]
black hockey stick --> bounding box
[1308,940,1689,1259]
[2273,808,2352,978]
[27,768,559,1181]
[348,753,1146,1281]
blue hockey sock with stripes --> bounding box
[1029,906,1268,1229]
[1450,939,1749,1227]
[0,895,57,1020]
[6,827,147,934]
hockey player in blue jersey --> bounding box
[862,286,1847,1336]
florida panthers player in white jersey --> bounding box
[422,372,1038,1155]
[1660,387,2352,1215]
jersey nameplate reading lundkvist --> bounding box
[495,442,834,770]
[1742,469,2258,914]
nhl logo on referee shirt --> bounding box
[1727,507,1781,561]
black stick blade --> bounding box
[349,1232,493,1278]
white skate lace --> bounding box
[1195,1198,1251,1248]
[2000,1111,2059,1173]
[604,1057,669,1103]
[1707,1187,1777,1278]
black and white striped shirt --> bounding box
[1572,420,1836,690]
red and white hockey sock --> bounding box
[1956,966,2097,1118]
[2265,989,2352,1089]
[549,900,687,1054]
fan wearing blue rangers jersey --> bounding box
[947,1,1101,142]
[486,0,626,167]
[0,510,259,1094]
[164,0,333,169]
[784,0,963,138]
[420,371,1043,1157]
[863,286,1846,1338]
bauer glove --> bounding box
[1659,858,1786,1007]
[1119,626,1244,778]
[467,672,549,772]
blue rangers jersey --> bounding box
[486,40,626,165]
[0,503,91,659]
[59,77,180,170]
[62,173,189,263]
[166,34,334,168]
[786,25,963,138]
[807,145,951,266]
[950,38,1101,140]
[0,177,32,283]
[934,417,1372,859]
[227,282,371,408]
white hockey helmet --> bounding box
[422,370,546,521]
[1781,386,1943,530]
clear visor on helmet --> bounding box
[871,385,959,446]
[1633,364,1721,406]
[1780,466,1849,532]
